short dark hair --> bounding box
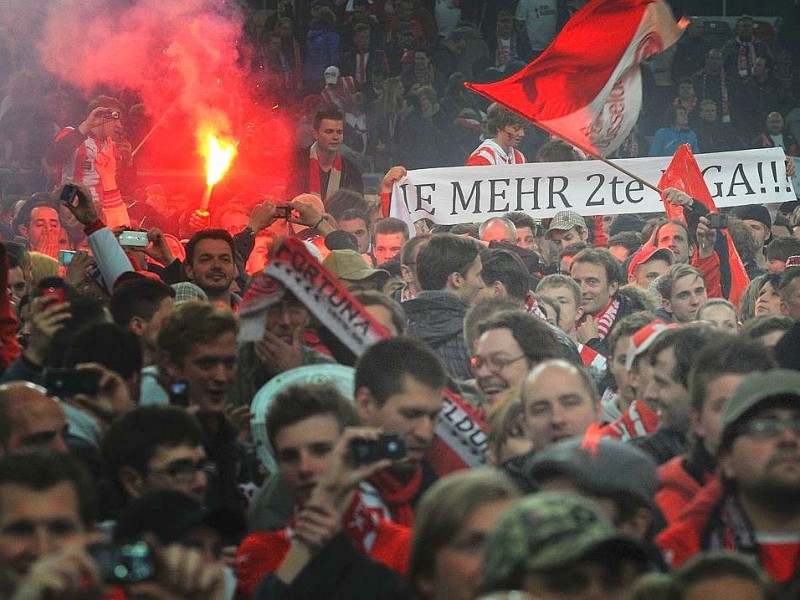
[399,234,430,265]
[102,406,204,499]
[157,301,238,366]
[608,231,642,255]
[559,241,589,259]
[14,195,60,235]
[353,290,407,335]
[741,314,793,340]
[185,229,235,267]
[110,277,175,328]
[537,139,581,162]
[355,338,446,407]
[673,551,776,599]
[267,383,358,452]
[779,266,800,295]
[338,207,370,228]
[463,297,521,352]
[313,106,344,130]
[688,335,775,413]
[765,236,800,263]
[479,249,531,302]
[326,190,369,221]
[570,248,623,286]
[504,211,538,235]
[416,233,480,291]
[373,217,409,242]
[0,448,95,528]
[648,324,720,389]
[63,322,143,381]
[477,310,563,366]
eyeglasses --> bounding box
[471,354,526,373]
[743,418,800,439]
[148,458,216,484]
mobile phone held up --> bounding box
[60,184,79,207]
[89,542,156,584]
[118,230,150,247]
[706,213,728,230]
[44,367,102,398]
[59,250,77,267]
[38,277,67,305]
[274,205,292,219]
[350,434,407,466]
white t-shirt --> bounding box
[515,0,558,52]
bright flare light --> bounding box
[202,133,237,186]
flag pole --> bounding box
[524,117,665,196]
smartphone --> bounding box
[58,250,77,266]
[60,184,79,206]
[44,368,102,397]
[118,230,150,247]
[38,277,67,305]
[350,434,407,466]
[89,542,156,584]
[707,213,728,229]
[274,205,292,219]
[169,380,190,407]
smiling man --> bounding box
[521,359,601,451]
[472,310,562,407]
[184,229,239,309]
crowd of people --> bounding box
[2,0,800,599]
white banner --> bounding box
[391,148,795,224]
[792,156,800,198]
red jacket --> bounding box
[235,492,411,598]
[656,455,711,525]
[656,477,723,568]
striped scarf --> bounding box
[595,297,620,340]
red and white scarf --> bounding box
[736,38,757,76]
[595,296,620,340]
[309,142,342,200]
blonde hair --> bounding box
[29,252,59,287]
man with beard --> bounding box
[658,369,800,586]
[184,229,239,309]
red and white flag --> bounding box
[465,0,686,158]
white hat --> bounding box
[324,66,340,85]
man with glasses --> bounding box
[471,310,562,407]
[657,369,800,586]
[465,102,527,166]
[102,405,211,512]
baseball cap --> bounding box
[546,210,586,238]
[483,492,647,592]
[323,249,390,282]
[627,247,674,280]
[324,66,340,85]
[525,437,658,507]
[625,320,676,371]
[719,369,800,450]
[171,281,208,305]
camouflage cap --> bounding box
[483,492,647,593]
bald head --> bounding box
[479,218,516,244]
[0,382,68,455]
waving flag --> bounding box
[659,144,750,306]
[465,0,686,158]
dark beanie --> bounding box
[733,204,772,230]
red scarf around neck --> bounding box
[370,467,421,527]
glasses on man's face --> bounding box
[471,354,526,373]
[148,458,216,484]
[743,418,800,440]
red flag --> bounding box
[465,0,686,158]
[658,144,750,306]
